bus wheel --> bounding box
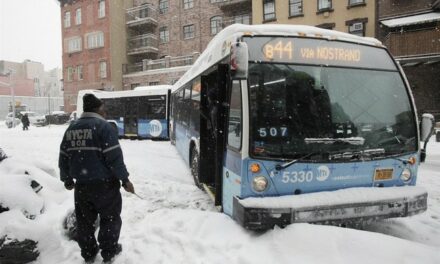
[191,148,202,190]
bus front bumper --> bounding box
[232,186,427,230]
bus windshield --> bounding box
[248,63,417,161]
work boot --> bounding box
[102,244,122,263]
[83,247,99,264]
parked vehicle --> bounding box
[45,111,70,125]
[19,111,47,127]
[4,112,21,128]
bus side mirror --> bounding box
[421,113,434,142]
[420,113,434,162]
[230,42,248,80]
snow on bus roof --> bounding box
[172,24,383,90]
[77,86,170,99]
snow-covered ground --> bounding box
[1,123,440,264]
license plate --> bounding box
[374,168,394,181]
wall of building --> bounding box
[405,64,440,115]
[378,0,434,18]
[123,66,189,89]
[109,0,130,90]
[0,76,35,97]
[252,0,376,37]
[155,0,224,58]
[61,0,125,112]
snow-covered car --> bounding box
[20,111,47,126]
[45,111,70,125]
[0,150,69,263]
[4,112,21,128]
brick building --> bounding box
[58,0,129,112]
[122,0,252,89]
[378,0,440,117]
[59,0,251,112]
[0,60,45,97]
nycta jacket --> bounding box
[59,112,129,184]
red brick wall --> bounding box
[61,0,113,112]
[0,76,34,96]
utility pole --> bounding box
[0,69,16,127]
[9,69,16,128]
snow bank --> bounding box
[239,186,427,209]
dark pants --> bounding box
[74,179,122,261]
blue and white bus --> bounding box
[77,86,171,140]
[171,24,434,230]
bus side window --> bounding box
[182,84,192,127]
[228,80,242,150]
[190,78,201,131]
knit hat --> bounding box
[83,93,103,112]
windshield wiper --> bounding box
[305,137,365,145]
[275,152,323,171]
[329,148,385,161]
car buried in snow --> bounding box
[0,150,64,263]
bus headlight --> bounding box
[400,168,412,182]
[252,176,268,192]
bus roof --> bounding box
[173,24,384,90]
[78,86,170,99]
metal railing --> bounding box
[127,34,159,55]
[126,4,157,26]
[125,54,198,74]
[384,28,440,57]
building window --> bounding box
[64,11,71,28]
[263,0,276,21]
[348,22,365,36]
[99,61,107,79]
[183,0,193,9]
[183,24,194,39]
[77,65,83,80]
[98,0,105,18]
[159,27,169,43]
[211,16,223,35]
[67,37,82,53]
[67,67,73,82]
[318,0,332,11]
[233,14,251,25]
[75,8,81,25]
[289,0,303,16]
[86,32,104,49]
[349,0,365,5]
[149,81,160,86]
[159,0,168,14]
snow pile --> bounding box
[240,186,426,209]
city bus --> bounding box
[77,86,171,139]
[171,24,435,230]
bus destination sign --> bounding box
[245,37,395,70]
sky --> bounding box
[0,0,61,70]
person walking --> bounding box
[21,113,30,130]
[58,94,135,263]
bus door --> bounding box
[199,64,229,206]
[124,97,138,137]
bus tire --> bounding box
[191,148,202,190]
